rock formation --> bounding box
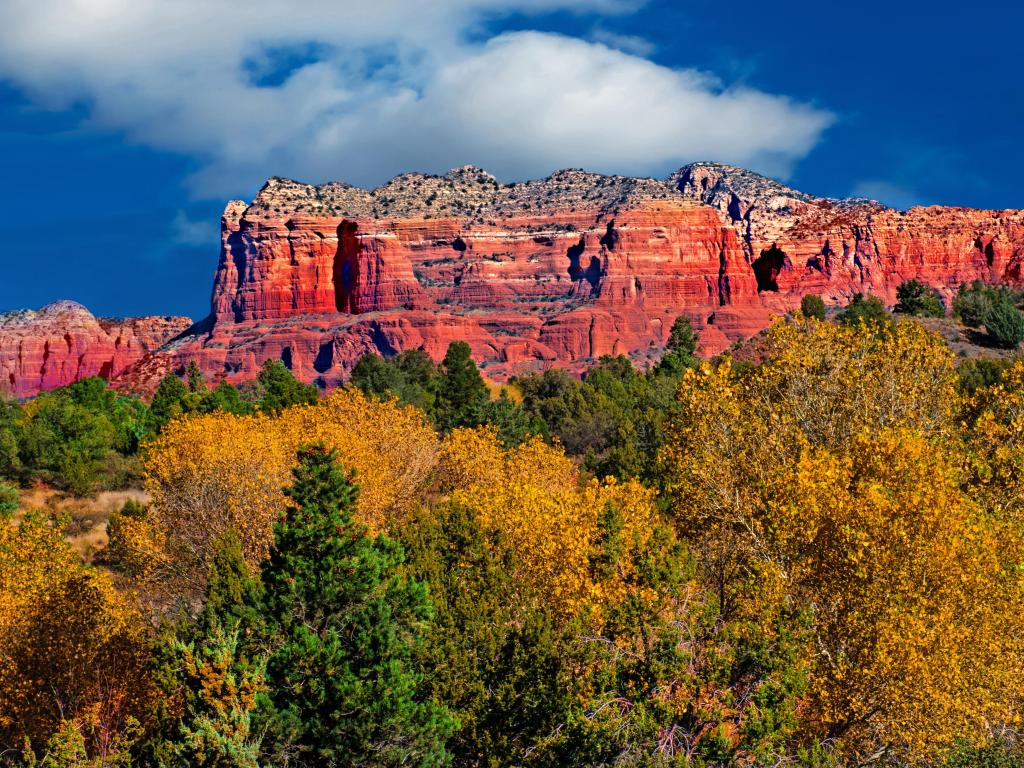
[0,301,191,398]
[5,162,1024,397]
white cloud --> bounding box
[0,0,834,198]
[851,180,922,210]
[589,28,657,56]
[170,210,218,246]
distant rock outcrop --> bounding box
[0,301,191,398]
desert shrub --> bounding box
[800,293,827,320]
[954,280,997,327]
[985,297,1024,349]
[837,292,889,326]
[894,278,945,317]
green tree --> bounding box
[201,530,263,632]
[402,503,574,768]
[149,373,196,433]
[0,480,17,518]
[479,392,545,447]
[956,357,1012,396]
[17,396,116,495]
[953,280,996,328]
[172,623,265,768]
[186,361,207,395]
[894,279,945,317]
[255,360,319,415]
[392,350,439,414]
[517,358,677,482]
[169,532,266,768]
[0,397,21,480]
[199,381,254,416]
[434,342,489,432]
[350,353,404,401]
[257,445,454,767]
[837,292,889,327]
[653,315,699,377]
[945,739,1024,768]
[59,378,149,454]
[348,350,438,415]
[985,297,1024,349]
[800,294,827,320]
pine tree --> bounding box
[434,342,488,432]
[149,373,194,433]
[654,315,698,378]
[255,360,318,415]
[186,361,207,394]
[161,531,267,768]
[200,530,262,633]
[258,444,454,767]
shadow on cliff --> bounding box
[567,238,601,289]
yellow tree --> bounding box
[0,513,155,760]
[139,388,439,601]
[663,317,1024,763]
[439,426,657,620]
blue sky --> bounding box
[1,0,1021,320]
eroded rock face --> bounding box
[149,163,1022,389]
[0,301,192,398]
[7,163,1024,396]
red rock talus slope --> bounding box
[125,162,1022,390]
[0,302,191,398]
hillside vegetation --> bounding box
[3,291,1024,767]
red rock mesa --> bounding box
[5,163,1024,396]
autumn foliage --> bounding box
[439,426,657,619]
[137,388,439,599]
[0,514,155,762]
[664,317,1024,762]
[3,323,1024,766]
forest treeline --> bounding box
[3,291,1024,767]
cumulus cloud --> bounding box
[0,0,834,197]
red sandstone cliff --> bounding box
[5,163,1024,397]
[137,163,1022,389]
[0,301,192,398]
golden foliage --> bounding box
[0,513,154,757]
[746,316,957,451]
[140,388,439,597]
[663,317,1024,762]
[440,427,657,618]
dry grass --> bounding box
[14,486,150,563]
